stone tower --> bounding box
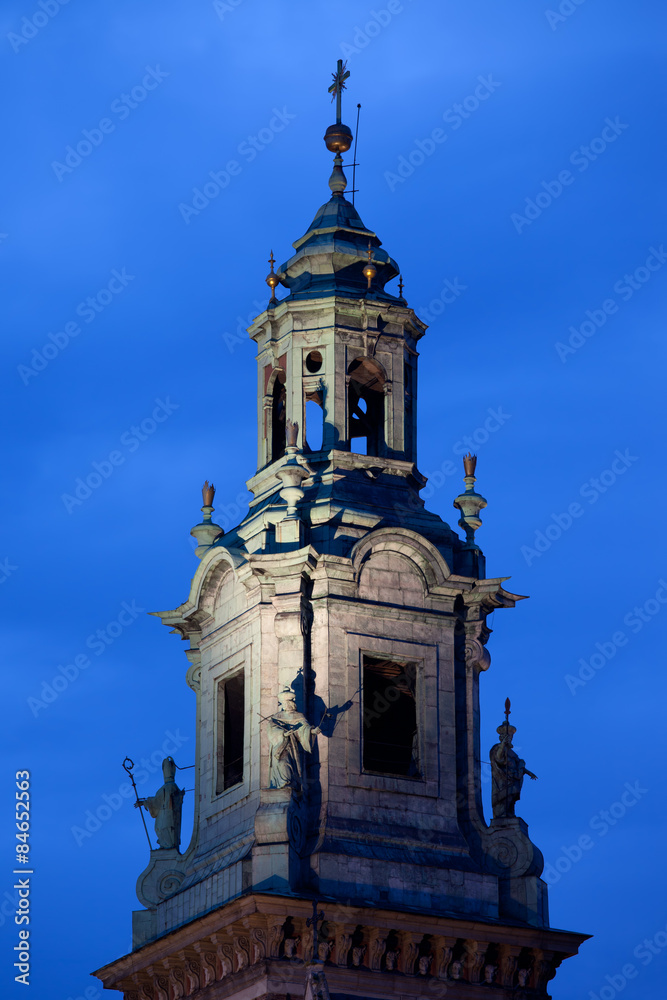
[95,65,588,1000]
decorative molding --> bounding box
[464,635,491,672]
[97,897,586,999]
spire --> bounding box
[324,60,352,197]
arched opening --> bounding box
[271,371,286,461]
[305,391,324,452]
[348,356,385,456]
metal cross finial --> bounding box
[328,59,350,124]
[306,899,324,956]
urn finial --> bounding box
[191,480,222,559]
[453,453,487,547]
[201,480,215,507]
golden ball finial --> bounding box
[265,250,279,302]
[362,241,377,290]
[324,123,353,153]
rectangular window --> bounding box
[216,670,245,793]
[362,655,420,777]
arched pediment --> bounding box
[351,527,451,602]
[187,545,246,620]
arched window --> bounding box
[271,371,286,461]
[348,356,385,456]
[305,389,324,452]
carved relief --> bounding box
[351,945,366,967]
[111,919,575,1000]
[449,959,463,980]
[385,950,398,971]
[399,933,421,975]
[267,919,285,959]
[484,963,497,984]
[465,941,487,983]
[317,940,332,962]
[464,636,491,672]
[198,951,216,987]
[169,967,185,999]
[250,926,267,963]
[498,945,523,987]
[216,942,234,979]
[418,955,432,976]
[518,967,531,987]
[334,932,352,967]
[284,936,300,959]
[183,958,200,994]
[369,934,387,971]
[435,944,453,979]
[152,974,169,1000]
[232,934,250,971]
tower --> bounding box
[94,63,588,1000]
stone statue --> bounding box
[385,950,397,971]
[135,757,185,850]
[489,700,537,819]
[418,955,432,975]
[267,689,321,790]
[450,960,463,980]
[517,968,530,987]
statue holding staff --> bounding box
[134,756,185,850]
[489,699,537,819]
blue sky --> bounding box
[2,1,666,997]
